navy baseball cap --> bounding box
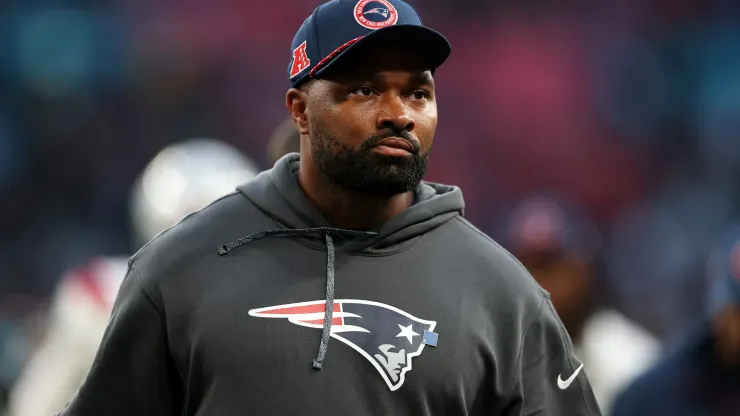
[706,229,740,317]
[287,0,451,88]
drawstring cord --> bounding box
[218,226,376,370]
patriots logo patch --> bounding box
[364,8,389,18]
[249,299,437,391]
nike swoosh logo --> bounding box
[557,363,584,389]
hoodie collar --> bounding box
[237,153,464,254]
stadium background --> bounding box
[1,0,740,413]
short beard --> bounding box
[309,117,430,196]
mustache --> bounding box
[360,129,421,153]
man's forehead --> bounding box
[324,44,434,80]
[326,68,433,89]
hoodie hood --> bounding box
[235,153,465,255]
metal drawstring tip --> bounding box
[312,360,323,370]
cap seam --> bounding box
[312,4,323,67]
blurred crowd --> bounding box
[1,0,740,414]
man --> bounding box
[611,229,740,416]
[61,1,601,415]
[494,194,659,414]
[7,138,259,416]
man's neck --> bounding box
[297,161,414,230]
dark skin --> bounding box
[707,246,740,367]
[713,305,740,367]
[286,44,437,230]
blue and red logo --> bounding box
[249,299,437,391]
[289,40,311,78]
[354,0,398,30]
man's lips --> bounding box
[371,137,418,157]
[375,137,415,152]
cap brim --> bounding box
[313,24,451,78]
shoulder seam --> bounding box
[506,292,548,398]
[128,262,166,320]
[454,217,544,289]
[545,300,598,414]
[128,261,187,384]
[130,191,242,263]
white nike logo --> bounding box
[557,363,584,389]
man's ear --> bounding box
[286,88,309,135]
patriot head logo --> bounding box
[249,299,437,391]
[354,0,398,30]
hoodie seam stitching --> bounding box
[545,300,596,414]
[506,293,548,400]
[129,262,187,384]
[454,217,544,289]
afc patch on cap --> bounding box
[354,0,398,30]
[290,40,311,79]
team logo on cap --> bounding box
[354,0,398,30]
[290,40,311,78]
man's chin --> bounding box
[334,174,419,196]
[347,182,416,197]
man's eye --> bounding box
[412,90,429,100]
[352,87,373,96]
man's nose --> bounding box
[377,95,415,133]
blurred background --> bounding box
[1,0,740,414]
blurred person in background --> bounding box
[611,228,740,416]
[493,194,660,414]
[6,138,260,416]
[266,116,301,166]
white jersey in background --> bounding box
[576,308,662,415]
[8,256,128,416]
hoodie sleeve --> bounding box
[505,294,602,416]
[59,263,182,416]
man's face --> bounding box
[302,44,438,196]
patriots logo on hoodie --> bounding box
[249,300,437,391]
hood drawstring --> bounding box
[218,227,377,370]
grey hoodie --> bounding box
[61,154,601,415]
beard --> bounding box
[309,117,430,196]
